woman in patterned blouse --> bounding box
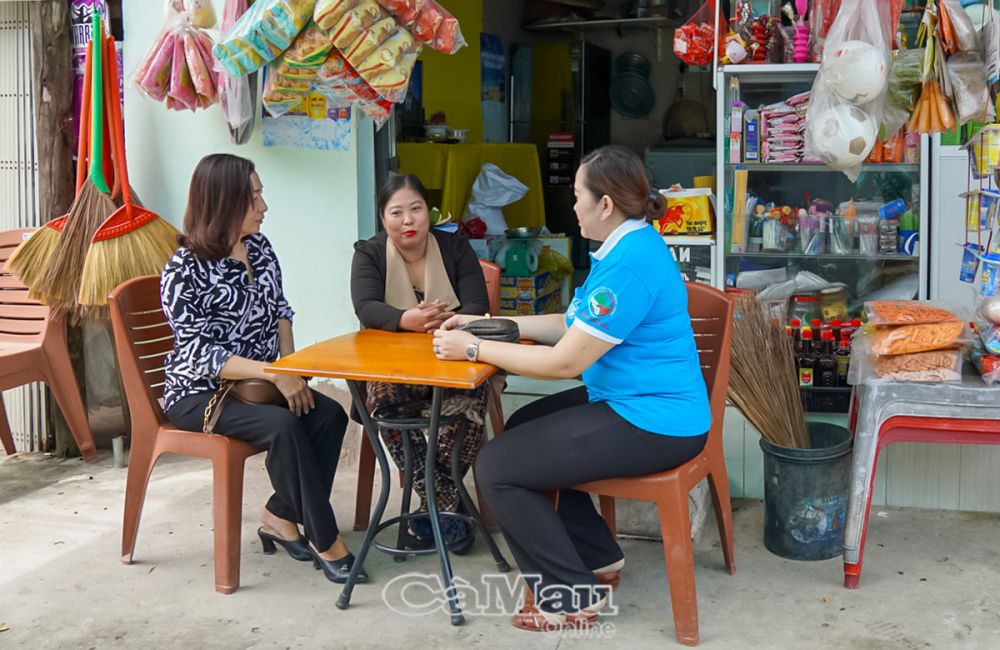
[162,154,364,584]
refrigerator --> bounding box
[510,41,611,268]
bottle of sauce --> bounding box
[798,327,815,387]
[815,330,838,388]
[789,318,802,352]
[831,319,842,341]
[836,334,852,386]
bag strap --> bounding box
[203,380,235,434]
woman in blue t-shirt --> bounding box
[433,145,711,632]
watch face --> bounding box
[466,342,477,361]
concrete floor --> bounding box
[2,451,999,649]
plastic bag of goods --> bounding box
[805,0,892,181]
[134,0,220,110]
[328,1,385,47]
[673,0,727,67]
[214,0,316,77]
[409,0,466,54]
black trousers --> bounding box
[168,389,348,552]
[475,386,707,612]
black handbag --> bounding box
[459,318,520,342]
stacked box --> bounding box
[499,271,560,301]
[499,291,563,316]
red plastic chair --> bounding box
[0,228,96,460]
[572,282,736,646]
[352,259,504,531]
[843,415,1000,589]
[109,276,263,594]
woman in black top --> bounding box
[351,174,489,551]
[163,153,364,584]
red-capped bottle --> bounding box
[790,318,802,352]
[798,327,815,387]
[836,334,852,386]
[815,330,838,388]
[831,319,843,341]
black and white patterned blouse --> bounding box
[160,233,294,412]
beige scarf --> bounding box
[384,234,461,311]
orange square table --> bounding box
[267,330,509,624]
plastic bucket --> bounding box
[759,422,853,561]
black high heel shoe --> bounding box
[258,527,313,562]
[311,549,369,584]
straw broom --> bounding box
[33,15,118,321]
[78,32,178,313]
[729,292,810,449]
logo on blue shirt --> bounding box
[588,287,617,318]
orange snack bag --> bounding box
[866,301,960,325]
[869,321,965,356]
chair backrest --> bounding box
[686,282,734,445]
[0,229,49,345]
[108,275,173,430]
[479,259,501,316]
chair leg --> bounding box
[0,393,15,455]
[354,430,377,531]
[658,490,700,647]
[211,449,248,595]
[121,441,159,564]
[707,458,736,575]
[599,495,617,538]
[42,324,97,461]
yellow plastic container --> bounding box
[960,189,1000,232]
[963,124,1000,179]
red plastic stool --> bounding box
[843,415,1000,589]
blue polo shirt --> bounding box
[565,219,710,437]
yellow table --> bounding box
[396,142,546,229]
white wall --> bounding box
[122,0,371,347]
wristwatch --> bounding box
[465,338,482,362]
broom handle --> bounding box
[104,30,134,220]
[75,38,92,194]
[103,34,122,202]
[88,13,110,195]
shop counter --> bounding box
[396,142,545,229]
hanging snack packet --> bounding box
[315,0,359,30]
[215,0,316,76]
[343,16,398,65]
[330,0,384,48]
[375,0,425,26]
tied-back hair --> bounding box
[580,145,666,221]
[377,173,429,220]
[179,153,256,261]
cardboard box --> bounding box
[499,291,564,316]
[499,271,560,300]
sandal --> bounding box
[512,605,598,632]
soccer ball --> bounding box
[823,40,888,105]
[807,104,878,170]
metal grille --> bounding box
[0,2,47,453]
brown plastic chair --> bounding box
[573,282,736,646]
[0,228,96,460]
[109,275,263,594]
[352,260,504,531]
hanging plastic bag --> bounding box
[133,0,220,111]
[947,54,991,125]
[410,0,465,54]
[218,0,256,143]
[882,48,924,137]
[805,0,891,181]
[462,164,529,236]
[673,0,727,67]
[940,0,979,54]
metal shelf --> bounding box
[724,252,920,261]
[721,63,820,83]
[663,236,716,246]
[525,16,676,33]
[726,163,920,173]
